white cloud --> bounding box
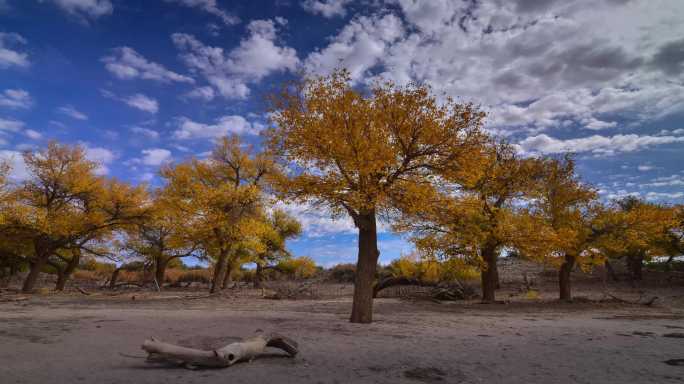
[637,164,655,172]
[583,117,617,130]
[47,0,113,19]
[24,129,42,140]
[172,19,299,99]
[645,191,684,201]
[165,0,239,26]
[57,105,88,120]
[303,1,684,135]
[141,148,172,166]
[184,86,215,101]
[274,199,357,237]
[0,118,24,133]
[0,89,31,109]
[83,145,116,175]
[139,172,156,182]
[301,0,352,18]
[517,133,684,155]
[0,33,29,69]
[0,150,29,181]
[102,47,194,83]
[642,174,684,188]
[130,126,160,139]
[124,94,159,113]
[173,115,261,140]
[304,14,404,81]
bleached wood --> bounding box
[141,331,298,368]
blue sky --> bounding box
[1,0,683,266]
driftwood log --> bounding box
[373,276,474,300]
[141,331,298,368]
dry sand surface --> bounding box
[1,283,684,384]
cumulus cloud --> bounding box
[57,105,88,120]
[130,126,160,140]
[172,19,299,99]
[303,0,684,134]
[172,115,261,140]
[0,89,31,109]
[24,129,42,140]
[0,118,25,133]
[0,33,29,69]
[47,0,113,19]
[517,133,684,155]
[642,174,684,188]
[645,191,684,201]
[102,47,194,83]
[83,145,116,175]
[304,14,404,81]
[0,150,29,181]
[184,86,215,101]
[165,0,239,26]
[124,94,159,113]
[301,0,352,18]
[273,199,357,237]
[141,148,172,166]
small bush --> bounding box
[327,263,356,283]
[388,255,480,283]
[277,256,318,280]
[175,269,212,285]
[72,270,100,281]
[79,259,116,273]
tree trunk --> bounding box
[109,268,120,288]
[493,260,500,289]
[55,251,80,291]
[350,210,380,324]
[22,256,47,293]
[254,262,263,289]
[211,249,228,293]
[221,262,233,289]
[626,254,644,281]
[604,260,619,282]
[480,244,498,303]
[559,254,576,302]
[154,258,168,290]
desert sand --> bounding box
[1,280,684,384]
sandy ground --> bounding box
[1,280,684,384]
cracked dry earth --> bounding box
[1,293,684,384]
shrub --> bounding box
[79,258,116,273]
[388,255,480,283]
[176,269,212,285]
[327,263,356,283]
[277,256,318,279]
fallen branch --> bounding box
[604,292,658,306]
[141,331,298,369]
[77,287,91,296]
[0,296,28,303]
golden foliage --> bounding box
[276,256,317,279]
[267,69,488,221]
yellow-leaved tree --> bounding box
[160,135,272,293]
[253,209,302,288]
[121,194,200,288]
[398,142,548,302]
[267,70,487,323]
[593,196,676,280]
[529,156,599,301]
[3,142,148,292]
